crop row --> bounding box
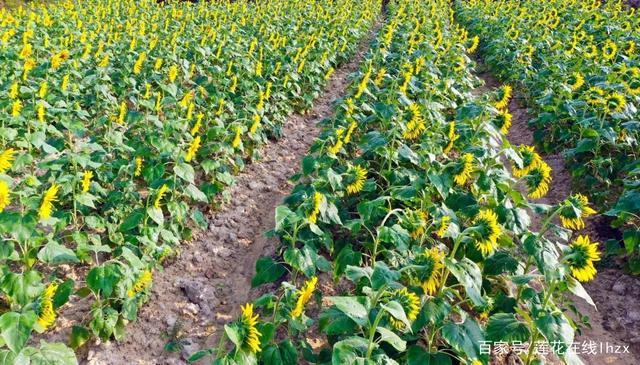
[0,0,379,362]
[208,0,600,364]
[455,0,640,273]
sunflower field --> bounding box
[0,0,378,362]
[455,0,640,273]
[2,0,637,363]
[201,0,604,364]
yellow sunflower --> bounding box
[601,40,617,61]
[558,193,597,230]
[568,72,585,92]
[346,165,367,195]
[566,235,600,282]
[454,153,474,186]
[494,85,512,109]
[308,192,323,224]
[239,303,262,353]
[387,288,421,330]
[473,209,502,256]
[291,276,318,318]
[525,160,552,199]
[605,92,626,114]
[403,104,426,140]
[414,247,444,295]
[36,283,58,330]
[512,145,542,177]
[494,109,512,134]
[127,270,153,297]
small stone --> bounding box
[612,280,627,295]
[628,310,640,322]
[603,316,622,331]
[165,314,177,328]
[184,303,199,315]
[180,338,200,361]
[248,181,261,190]
[177,279,204,304]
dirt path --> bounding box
[76,21,381,365]
[474,63,640,365]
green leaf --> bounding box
[274,206,298,231]
[224,323,242,350]
[0,271,42,306]
[534,312,575,358]
[186,184,208,203]
[381,301,412,331]
[52,279,74,309]
[413,297,451,330]
[251,256,286,288]
[376,327,406,351]
[319,307,359,336]
[332,336,368,365]
[147,206,164,226]
[485,313,530,342]
[86,264,121,297]
[0,312,36,353]
[187,350,213,363]
[75,193,97,208]
[17,341,78,365]
[446,258,486,307]
[483,251,519,275]
[441,318,484,360]
[623,229,640,254]
[69,326,91,350]
[326,296,370,327]
[284,247,314,277]
[120,209,145,231]
[333,245,362,280]
[371,262,400,290]
[37,241,79,265]
[406,346,452,365]
[174,163,195,184]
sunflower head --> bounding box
[345,165,367,195]
[403,103,426,140]
[584,87,605,106]
[387,287,421,330]
[412,247,444,295]
[36,283,58,331]
[512,145,542,178]
[566,235,600,282]
[558,193,597,230]
[452,55,466,73]
[454,153,474,186]
[583,44,598,58]
[239,303,262,353]
[625,78,640,96]
[404,209,429,240]
[291,276,318,318]
[494,85,512,109]
[494,109,512,134]
[525,160,552,199]
[567,72,585,92]
[605,92,626,115]
[473,209,502,256]
[602,40,618,61]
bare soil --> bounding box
[64,22,382,365]
[475,63,640,365]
